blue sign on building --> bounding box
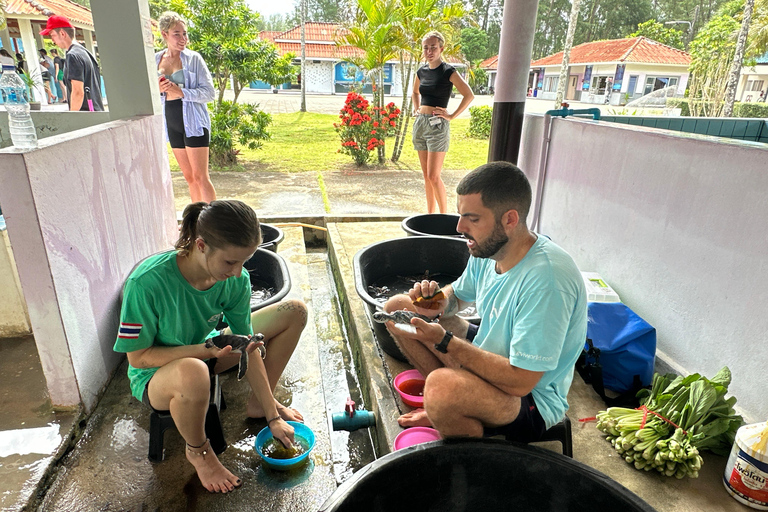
[334,62,393,84]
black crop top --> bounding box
[417,62,455,108]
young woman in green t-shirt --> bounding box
[115,200,307,493]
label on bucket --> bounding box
[724,423,768,509]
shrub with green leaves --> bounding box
[209,100,271,167]
[666,98,690,117]
[468,105,492,139]
[733,102,768,118]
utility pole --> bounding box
[300,0,307,112]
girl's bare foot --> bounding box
[186,439,242,493]
[398,408,433,427]
[247,397,304,422]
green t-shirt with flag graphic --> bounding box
[113,251,253,401]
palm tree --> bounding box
[723,0,755,116]
[338,0,403,162]
[555,0,583,108]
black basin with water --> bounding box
[244,248,290,311]
[320,439,657,512]
[259,223,285,253]
[354,236,477,361]
[401,213,461,237]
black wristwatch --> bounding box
[434,330,453,353]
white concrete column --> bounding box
[89,0,162,119]
[1,25,13,53]
[18,19,47,105]
[83,29,95,56]
[34,27,45,54]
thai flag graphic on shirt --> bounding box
[118,323,142,339]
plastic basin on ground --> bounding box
[319,439,657,512]
[401,213,462,237]
[255,421,315,471]
[353,236,477,361]
[259,223,285,253]
[393,369,425,407]
[393,427,440,450]
[244,248,291,312]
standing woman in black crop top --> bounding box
[412,31,474,214]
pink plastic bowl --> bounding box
[393,369,425,408]
[393,427,441,450]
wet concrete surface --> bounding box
[173,168,467,217]
[0,336,78,512]
[22,227,371,512]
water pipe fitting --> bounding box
[332,398,376,432]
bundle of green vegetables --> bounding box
[595,366,743,479]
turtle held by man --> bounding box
[204,333,265,380]
[372,310,439,334]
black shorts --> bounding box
[465,323,547,442]
[164,99,210,149]
[141,358,218,412]
[483,392,547,443]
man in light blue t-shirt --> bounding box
[383,161,587,441]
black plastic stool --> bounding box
[148,374,227,462]
[508,415,573,458]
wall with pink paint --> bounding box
[0,115,177,411]
[519,114,768,422]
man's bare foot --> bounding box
[247,397,304,422]
[186,439,242,493]
[398,408,433,427]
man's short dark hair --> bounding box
[54,27,75,39]
[456,161,532,225]
[39,48,48,56]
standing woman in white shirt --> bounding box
[156,11,217,203]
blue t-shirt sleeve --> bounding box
[509,279,575,372]
[452,256,479,303]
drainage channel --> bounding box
[305,246,376,485]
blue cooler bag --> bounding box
[577,302,656,403]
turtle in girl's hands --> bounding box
[204,333,265,380]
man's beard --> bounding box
[465,223,509,259]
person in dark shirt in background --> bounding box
[40,15,104,111]
[411,30,474,214]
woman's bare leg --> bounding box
[425,152,448,214]
[172,148,201,202]
[218,299,308,421]
[186,147,216,203]
[147,358,241,493]
[418,150,436,213]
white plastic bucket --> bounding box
[723,422,768,510]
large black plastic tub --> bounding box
[401,213,461,237]
[259,223,285,253]
[244,248,291,311]
[354,236,476,361]
[320,439,657,512]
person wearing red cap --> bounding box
[40,15,104,111]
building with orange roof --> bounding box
[526,37,691,105]
[254,22,465,95]
[736,52,767,103]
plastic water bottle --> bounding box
[1,64,38,149]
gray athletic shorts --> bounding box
[412,113,450,153]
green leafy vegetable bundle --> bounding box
[596,366,743,479]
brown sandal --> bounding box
[186,438,211,459]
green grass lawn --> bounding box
[168,112,489,173]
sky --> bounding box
[245,0,295,18]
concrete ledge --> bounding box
[326,221,407,456]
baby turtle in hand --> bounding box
[412,289,445,310]
[204,333,265,380]
[372,310,439,334]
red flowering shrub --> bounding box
[334,91,400,165]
